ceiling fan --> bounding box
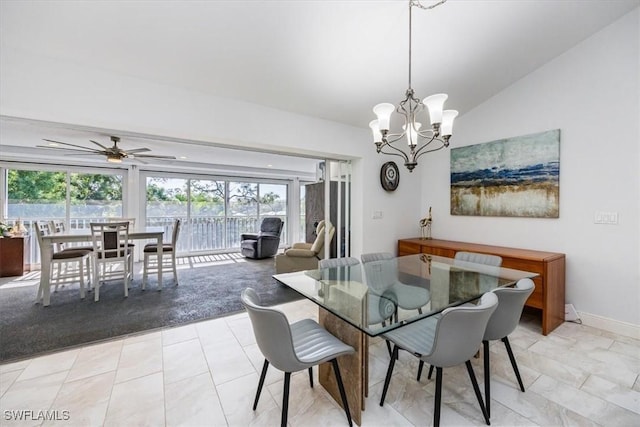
[37,136,176,163]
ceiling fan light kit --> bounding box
[369,0,457,172]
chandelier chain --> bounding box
[408,0,447,89]
[410,0,447,11]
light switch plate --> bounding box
[594,211,618,225]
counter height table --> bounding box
[38,228,164,307]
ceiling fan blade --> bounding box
[36,145,102,154]
[124,148,151,154]
[128,156,149,164]
[42,139,103,153]
[90,139,109,150]
[134,154,177,159]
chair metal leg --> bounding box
[385,340,393,358]
[381,321,394,358]
[331,358,352,427]
[502,337,525,392]
[465,360,490,425]
[308,367,313,388]
[282,372,291,427]
[434,366,443,427]
[483,340,491,418]
[380,344,399,406]
[428,364,434,380]
[417,360,424,381]
[253,359,269,410]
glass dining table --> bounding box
[273,253,538,425]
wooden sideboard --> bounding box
[398,238,565,335]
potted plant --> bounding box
[0,221,9,237]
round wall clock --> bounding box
[380,161,400,192]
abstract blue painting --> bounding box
[450,129,560,218]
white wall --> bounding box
[0,47,422,257]
[421,9,640,326]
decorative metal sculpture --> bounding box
[419,207,432,239]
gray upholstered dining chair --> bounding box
[419,250,503,380]
[241,287,355,427]
[361,252,430,314]
[454,251,502,266]
[379,292,498,427]
[482,278,535,417]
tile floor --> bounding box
[1,298,639,426]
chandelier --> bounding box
[369,0,457,172]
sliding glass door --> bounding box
[4,166,125,262]
[300,160,351,258]
[143,174,288,254]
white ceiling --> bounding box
[0,0,638,170]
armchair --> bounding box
[274,220,334,273]
[240,217,284,259]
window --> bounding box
[5,167,125,262]
[146,177,188,251]
[258,183,287,244]
[190,179,225,251]
[227,182,258,248]
[7,170,66,221]
[144,174,289,254]
[70,172,123,230]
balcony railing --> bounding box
[8,216,287,266]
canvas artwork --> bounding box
[450,129,560,218]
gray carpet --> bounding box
[0,256,302,362]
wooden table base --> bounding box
[319,308,367,426]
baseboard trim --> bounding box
[577,311,640,340]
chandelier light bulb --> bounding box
[440,110,459,137]
[423,93,448,124]
[369,120,383,143]
[373,103,395,131]
[403,122,422,147]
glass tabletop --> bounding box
[273,254,538,337]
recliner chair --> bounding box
[240,217,284,259]
[275,220,335,273]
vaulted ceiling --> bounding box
[1,0,637,170]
